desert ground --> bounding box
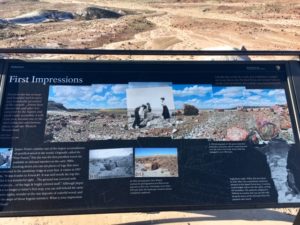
[0,0,299,60]
[45,108,175,142]
[135,155,178,177]
[45,101,294,143]
[89,153,133,180]
[173,104,294,143]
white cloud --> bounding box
[268,89,285,97]
[173,85,212,97]
[52,85,109,103]
[107,96,121,106]
[90,148,133,159]
[111,84,128,94]
[212,97,244,109]
[244,89,264,97]
[214,87,245,98]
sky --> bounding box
[173,84,213,109]
[173,85,287,109]
[135,148,177,157]
[126,86,175,110]
[89,148,133,159]
[0,148,12,156]
[48,84,127,109]
[48,83,288,110]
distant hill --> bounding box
[47,100,67,111]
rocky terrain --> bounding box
[45,102,176,142]
[0,149,12,169]
[173,104,294,144]
[45,102,294,143]
[135,155,178,177]
[257,139,300,203]
[89,153,133,180]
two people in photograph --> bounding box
[132,97,170,129]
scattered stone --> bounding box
[183,104,199,115]
[226,127,249,141]
[104,162,117,171]
[280,119,291,130]
[54,125,62,131]
[258,122,278,141]
[151,162,160,170]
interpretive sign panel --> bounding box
[0,60,299,216]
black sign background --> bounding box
[0,60,299,216]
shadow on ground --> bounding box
[115,209,295,225]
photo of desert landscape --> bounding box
[45,84,130,142]
[0,148,13,169]
[89,148,133,180]
[0,0,299,61]
[135,148,178,177]
[172,85,294,144]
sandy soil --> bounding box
[0,0,299,60]
[135,155,178,177]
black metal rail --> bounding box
[0,48,299,56]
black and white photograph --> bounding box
[89,148,134,180]
[126,83,176,137]
[0,148,13,169]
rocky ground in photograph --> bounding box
[45,102,294,143]
[257,139,300,203]
[45,101,176,142]
[89,153,133,180]
[135,155,178,177]
[173,104,294,144]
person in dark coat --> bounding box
[146,103,152,113]
[132,104,147,129]
[161,97,170,119]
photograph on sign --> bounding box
[126,83,176,137]
[45,84,128,142]
[0,148,13,169]
[89,148,134,180]
[255,141,300,203]
[171,84,214,139]
[135,148,178,177]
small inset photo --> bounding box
[0,148,13,169]
[135,148,178,177]
[126,83,175,132]
[89,148,133,180]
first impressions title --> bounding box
[9,75,83,85]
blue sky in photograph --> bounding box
[135,148,177,157]
[0,148,11,154]
[48,84,128,109]
[173,84,213,109]
[212,86,245,109]
[212,87,287,109]
[243,89,287,107]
